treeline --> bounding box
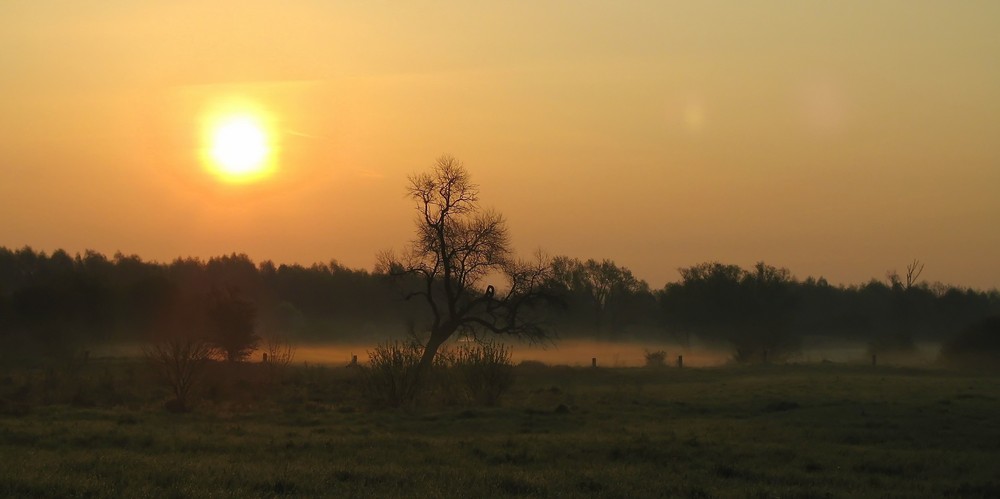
[547,258,1000,360]
[1,247,998,362]
[0,247,421,361]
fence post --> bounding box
[591,357,597,368]
[677,355,683,368]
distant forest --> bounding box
[1,246,998,362]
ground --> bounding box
[1,362,998,498]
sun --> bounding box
[202,108,275,183]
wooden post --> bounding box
[591,357,597,368]
[677,355,683,368]
[262,352,268,363]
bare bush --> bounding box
[262,332,296,382]
[644,349,668,368]
[454,339,514,406]
[143,337,213,412]
[359,340,423,407]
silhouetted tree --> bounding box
[886,259,925,291]
[206,288,259,362]
[377,155,552,381]
[873,259,927,354]
[548,256,653,335]
[736,262,799,361]
[660,261,798,362]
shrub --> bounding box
[143,337,213,412]
[262,332,296,383]
[359,340,423,407]
[643,349,667,368]
[454,340,514,406]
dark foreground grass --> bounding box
[2,363,999,498]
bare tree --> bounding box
[378,155,552,381]
[904,259,924,289]
[886,259,925,290]
[878,259,926,354]
[143,337,213,412]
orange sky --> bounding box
[1,1,998,289]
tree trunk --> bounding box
[413,326,454,391]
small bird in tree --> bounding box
[485,284,496,310]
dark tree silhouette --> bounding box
[874,259,927,354]
[378,155,552,378]
[206,288,259,362]
[660,261,798,362]
[143,336,213,412]
[547,256,653,335]
[886,259,925,291]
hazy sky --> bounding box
[2,1,998,289]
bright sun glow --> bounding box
[203,110,274,183]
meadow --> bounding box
[1,358,998,498]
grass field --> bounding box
[2,361,999,498]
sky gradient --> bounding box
[2,1,998,289]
